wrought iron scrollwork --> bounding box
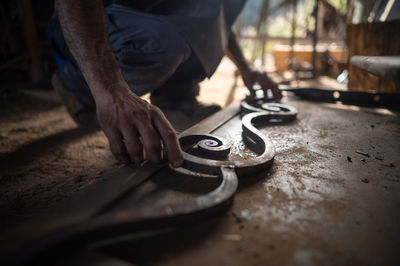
[4,100,297,266]
[173,100,297,217]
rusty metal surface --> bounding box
[1,100,297,265]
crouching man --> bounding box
[51,0,282,167]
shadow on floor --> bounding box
[0,127,99,177]
[0,90,63,121]
[98,216,226,266]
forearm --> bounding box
[55,0,128,101]
[55,1,183,167]
[226,30,251,74]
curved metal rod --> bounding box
[176,102,297,178]
[5,165,238,266]
[4,102,297,266]
[241,101,297,122]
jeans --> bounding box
[50,5,207,106]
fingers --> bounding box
[96,88,179,166]
[269,84,282,102]
[246,85,257,100]
[114,107,181,167]
[241,74,256,100]
[120,123,143,164]
[152,109,183,168]
[105,129,130,164]
[135,115,162,164]
[268,80,282,101]
[131,108,182,167]
[242,70,282,101]
[260,73,282,102]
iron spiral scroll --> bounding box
[175,101,298,215]
[4,100,297,266]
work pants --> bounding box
[50,5,207,107]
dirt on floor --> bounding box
[0,89,115,226]
[2,58,399,266]
[0,58,247,228]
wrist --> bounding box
[81,62,130,99]
[91,81,135,104]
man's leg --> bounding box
[50,6,218,127]
[50,8,191,127]
[150,53,221,117]
[106,7,220,118]
[105,7,192,96]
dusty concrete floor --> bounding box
[1,59,400,265]
[87,99,399,266]
[0,59,246,227]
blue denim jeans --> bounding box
[50,5,206,107]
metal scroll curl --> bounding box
[178,101,297,171]
[4,100,297,266]
[166,101,298,229]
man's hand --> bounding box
[56,0,183,167]
[95,83,183,167]
[226,30,282,102]
[241,69,282,102]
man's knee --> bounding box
[106,8,191,95]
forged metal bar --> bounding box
[2,100,297,266]
[184,101,241,134]
[3,166,239,266]
[240,102,298,121]
[282,87,400,108]
[177,102,297,179]
[350,56,400,82]
[0,101,242,259]
[0,164,165,257]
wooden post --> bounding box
[312,0,320,78]
[347,20,400,93]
